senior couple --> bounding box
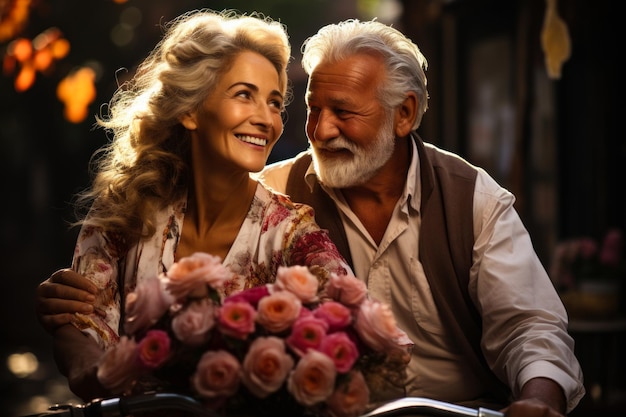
[35,8,584,417]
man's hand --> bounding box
[502,377,566,416]
[35,268,99,333]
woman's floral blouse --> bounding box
[70,182,352,349]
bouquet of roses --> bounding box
[96,252,413,417]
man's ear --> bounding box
[394,92,418,137]
[179,112,197,130]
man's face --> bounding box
[305,53,396,188]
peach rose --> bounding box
[192,350,241,398]
[275,265,319,303]
[326,370,370,417]
[287,349,336,406]
[241,336,294,398]
[256,290,302,333]
[166,252,230,299]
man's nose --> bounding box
[311,110,339,142]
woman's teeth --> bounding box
[237,135,267,146]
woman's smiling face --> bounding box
[182,50,285,174]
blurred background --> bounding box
[1,0,623,415]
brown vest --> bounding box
[286,136,510,406]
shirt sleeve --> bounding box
[279,197,354,289]
[70,225,121,349]
[470,168,585,413]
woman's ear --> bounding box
[179,112,197,130]
[394,92,418,137]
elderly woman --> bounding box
[37,9,351,402]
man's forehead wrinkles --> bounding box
[307,90,354,107]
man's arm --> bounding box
[502,377,566,417]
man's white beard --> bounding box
[312,117,396,188]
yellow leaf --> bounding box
[541,0,571,79]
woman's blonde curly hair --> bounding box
[74,9,292,251]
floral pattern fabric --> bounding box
[71,182,351,349]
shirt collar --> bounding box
[406,136,421,213]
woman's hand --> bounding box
[35,268,99,333]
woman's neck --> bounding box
[177,169,257,261]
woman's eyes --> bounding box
[269,99,284,110]
[235,90,283,111]
[235,90,252,99]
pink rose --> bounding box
[298,306,314,319]
[325,274,367,307]
[313,301,352,331]
[275,265,319,303]
[577,238,598,259]
[171,298,216,346]
[166,252,230,299]
[192,350,241,398]
[326,370,370,417]
[287,349,336,406]
[319,331,358,373]
[354,299,413,353]
[96,336,140,394]
[600,228,623,267]
[124,276,175,335]
[217,300,257,340]
[241,336,294,398]
[256,290,302,333]
[136,329,171,369]
[286,315,329,356]
[224,285,270,307]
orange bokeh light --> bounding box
[10,38,32,62]
[0,0,33,42]
[15,62,35,91]
[56,67,97,123]
[4,27,71,92]
[51,38,70,59]
[33,48,53,71]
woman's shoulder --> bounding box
[256,181,311,211]
[253,181,316,226]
